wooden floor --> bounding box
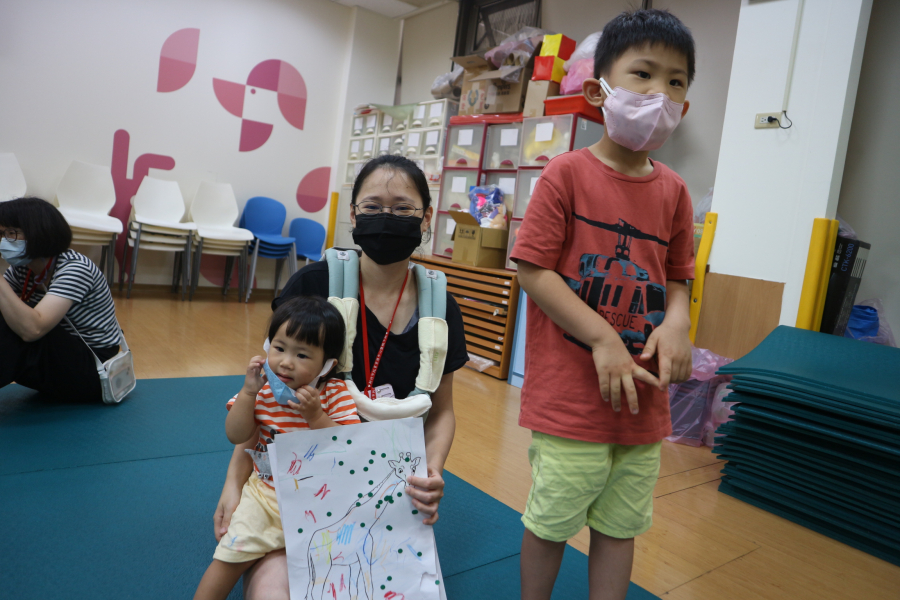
[116,289,900,599]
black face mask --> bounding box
[352,213,424,265]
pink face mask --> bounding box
[599,78,684,152]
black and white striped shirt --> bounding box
[4,250,120,349]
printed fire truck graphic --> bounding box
[562,214,669,355]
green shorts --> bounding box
[522,431,661,542]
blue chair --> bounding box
[288,218,327,264]
[240,197,297,302]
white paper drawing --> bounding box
[270,418,441,600]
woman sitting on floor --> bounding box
[0,197,121,403]
[212,155,469,599]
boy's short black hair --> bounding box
[0,197,73,258]
[268,296,345,367]
[594,9,695,85]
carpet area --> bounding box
[0,377,661,599]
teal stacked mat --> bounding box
[712,326,900,566]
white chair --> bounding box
[122,177,196,299]
[0,153,27,202]
[55,160,122,286]
[188,181,254,301]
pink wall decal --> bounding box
[199,254,256,289]
[111,129,176,269]
[213,59,307,151]
[296,167,331,212]
[157,28,200,92]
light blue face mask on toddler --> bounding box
[262,354,337,406]
[0,238,30,267]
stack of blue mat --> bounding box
[712,326,900,566]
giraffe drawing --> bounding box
[305,452,421,600]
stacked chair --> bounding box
[713,325,900,566]
[0,153,27,202]
[55,161,122,286]
[121,177,196,300]
[288,217,326,265]
[241,196,297,302]
[188,182,253,301]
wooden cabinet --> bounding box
[412,255,519,380]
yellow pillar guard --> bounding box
[796,217,838,331]
[325,191,339,249]
[689,212,717,344]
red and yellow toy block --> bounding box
[540,34,576,61]
[532,55,566,83]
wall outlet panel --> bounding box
[755,112,782,129]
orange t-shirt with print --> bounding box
[227,379,360,486]
[510,148,695,445]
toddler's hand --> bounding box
[592,337,660,414]
[288,386,324,421]
[242,356,267,397]
[641,323,693,390]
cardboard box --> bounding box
[449,209,509,269]
[532,56,565,83]
[452,53,536,115]
[523,80,560,118]
[820,236,871,336]
[540,34,576,60]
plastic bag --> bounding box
[666,346,734,446]
[466,352,496,372]
[468,185,507,229]
[564,32,602,71]
[702,382,736,447]
[559,58,593,95]
[431,65,463,100]
[851,299,897,347]
[694,187,713,224]
[484,26,552,82]
[836,213,857,239]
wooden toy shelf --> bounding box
[412,255,520,380]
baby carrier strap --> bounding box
[322,249,449,421]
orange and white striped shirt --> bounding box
[227,379,360,486]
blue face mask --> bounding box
[0,238,29,267]
[263,356,337,406]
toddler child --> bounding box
[510,9,697,600]
[194,296,359,600]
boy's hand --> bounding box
[242,356,267,397]
[288,386,324,422]
[592,337,660,414]
[641,323,693,390]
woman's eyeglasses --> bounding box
[1,230,21,242]
[353,201,423,218]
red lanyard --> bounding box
[20,258,54,303]
[359,268,410,399]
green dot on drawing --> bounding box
[412,509,418,515]
[369,480,374,485]
[387,576,392,581]
[398,549,403,553]
[387,525,393,531]
[371,450,376,455]
[347,440,352,444]
[369,459,374,464]
[405,457,410,462]
[356,502,361,507]
[368,492,373,497]
[364,467,369,471]
[381,585,385,590]
[436,581,440,585]
[327,512,332,517]
[360,523,366,527]
[381,453,386,458]
[397,492,402,497]
[332,436,337,441]
[350,470,355,474]
[339,461,344,466]
[417,552,422,557]
[298,528,303,533]
[358,493,363,498]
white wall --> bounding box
[399,2,458,104]
[709,0,873,325]
[0,0,399,288]
[835,0,900,333]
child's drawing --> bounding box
[268,418,442,600]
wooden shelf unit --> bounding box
[412,255,520,380]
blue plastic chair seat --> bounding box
[254,233,295,246]
[288,218,327,264]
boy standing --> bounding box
[510,10,696,600]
